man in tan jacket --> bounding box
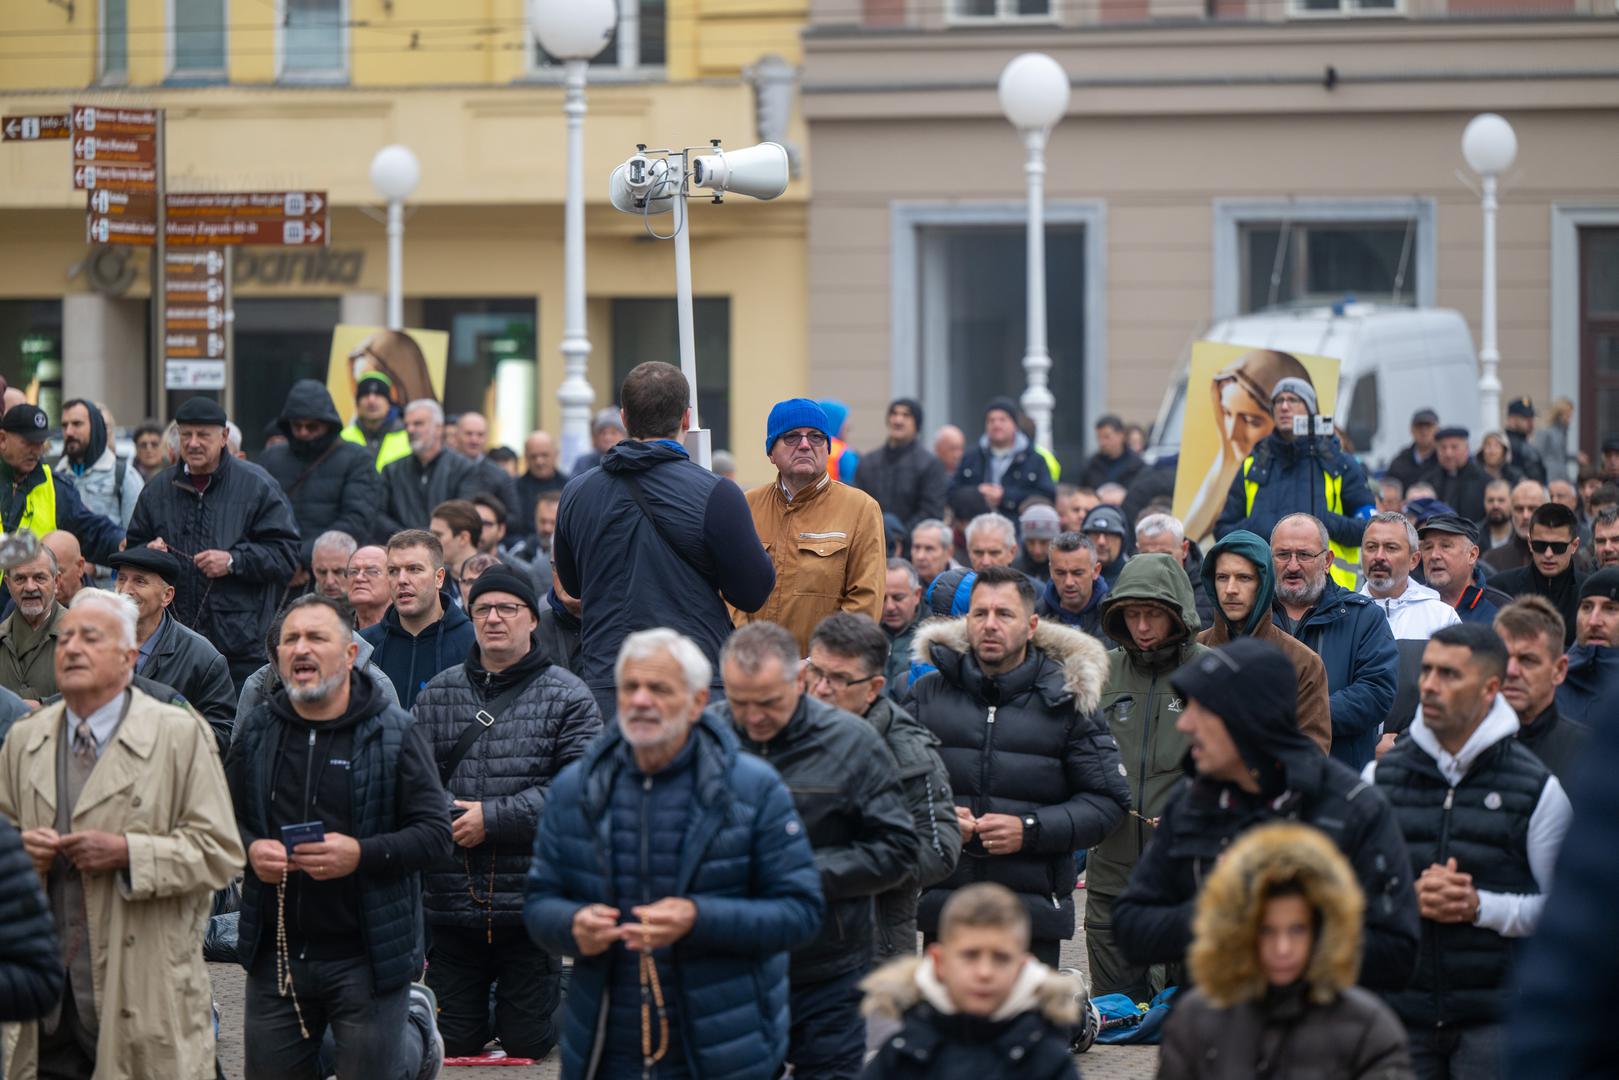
[738,398,885,653]
[0,589,243,1080]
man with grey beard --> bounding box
[524,628,824,1080]
[0,547,65,703]
[227,594,452,1080]
[1270,512,1399,771]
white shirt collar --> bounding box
[66,690,128,759]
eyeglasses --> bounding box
[778,431,828,448]
[470,602,525,622]
[1530,539,1572,556]
[350,566,385,579]
[803,662,878,692]
[1273,549,1326,566]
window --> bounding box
[170,0,227,81]
[280,0,346,82]
[1290,0,1400,16]
[420,299,539,441]
[0,301,64,426]
[1343,372,1379,454]
[611,298,730,451]
[950,0,1054,20]
[1581,228,1619,455]
[100,0,128,81]
[533,0,667,74]
[231,299,341,455]
[918,225,1089,470]
[1239,220,1416,312]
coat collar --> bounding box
[913,616,1108,714]
[23,687,159,818]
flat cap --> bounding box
[107,544,182,585]
[173,396,228,426]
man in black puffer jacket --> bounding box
[910,564,1131,967]
[258,379,383,566]
[126,395,302,690]
[0,816,62,1073]
[412,568,602,1061]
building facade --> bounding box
[0,0,810,483]
[803,2,1619,471]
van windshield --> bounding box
[1153,377,1188,450]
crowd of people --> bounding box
[0,359,1613,1080]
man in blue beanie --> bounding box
[737,398,886,654]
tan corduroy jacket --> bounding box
[737,473,886,653]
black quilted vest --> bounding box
[1376,733,1548,1028]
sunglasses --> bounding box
[1529,539,1571,556]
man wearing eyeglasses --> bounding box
[739,398,886,654]
[1491,502,1587,648]
[411,567,602,1062]
[1269,513,1398,771]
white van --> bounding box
[1149,303,1480,470]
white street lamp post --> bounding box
[530,0,617,473]
[369,144,421,332]
[1463,112,1517,437]
[999,53,1070,453]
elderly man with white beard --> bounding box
[0,547,66,703]
[525,628,824,1080]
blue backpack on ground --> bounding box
[1092,987,1178,1045]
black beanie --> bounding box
[1170,637,1312,788]
[466,567,539,620]
[984,396,1021,425]
[889,397,924,430]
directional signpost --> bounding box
[165,191,329,247]
[165,249,231,392]
[2,114,71,141]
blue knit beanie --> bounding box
[765,398,832,453]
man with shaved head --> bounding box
[453,410,522,528]
[42,531,88,607]
[517,430,568,540]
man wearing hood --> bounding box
[340,371,411,472]
[1113,638,1419,993]
[412,568,601,1061]
[1215,377,1374,590]
[57,398,142,530]
[259,379,382,575]
[1366,623,1571,1077]
[555,362,775,715]
[1555,567,1619,728]
[1088,553,1211,1003]
[359,529,477,710]
[946,398,1056,524]
[1036,532,1109,642]
[1197,530,1331,754]
[856,397,947,529]
[1492,501,1586,647]
[911,565,1130,969]
[1361,511,1461,638]
[1270,513,1399,770]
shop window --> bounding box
[281,0,347,82]
[420,298,539,450]
[101,0,129,81]
[171,0,227,82]
[232,298,341,456]
[1239,220,1416,313]
[611,298,730,454]
[0,301,64,425]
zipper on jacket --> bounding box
[1434,785,1456,1027]
[297,727,318,959]
[1138,676,1156,851]
[640,775,653,905]
[977,706,997,818]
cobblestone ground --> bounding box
[211,886,1159,1079]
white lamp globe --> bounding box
[528,0,618,61]
[370,144,421,201]
[1462,113,1517,177]
[998,53,1071,133]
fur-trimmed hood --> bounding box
[860,954,1081,1027]
[911,615,1109,715]
[1189,822,1363,1008]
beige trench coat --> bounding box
[0,686,244,1080]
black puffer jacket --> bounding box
[0,816,62,1031]
[910,618,1130,943]
[411,636,602,928]
[856,439,948,530]
[258,379,384,560]
[125,452,301,670]
[137,612,237,751]
[709,693,920,987]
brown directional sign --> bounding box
[2,114,71,141]
[165,216,327,247]
[164,328,226,360]
[165,251,228,385]
[164,191,329,246]
[166,191,326,220]
[72,134,156,167]
[70,105,160,191]
[87,189,157,218]
[69,105,158,138]
[73,163,157,191]
[86,214,156,247]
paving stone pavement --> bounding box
[211,886,1159,1079]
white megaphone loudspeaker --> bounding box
[608,154,676,216]
[691,142,790,201]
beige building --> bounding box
[803,3,1619,471]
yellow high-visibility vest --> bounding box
[2,464,57,583]
[1243,456,1360,590]
[341,424,411,473]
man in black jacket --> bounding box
[126,396,301,691]
[109,545,237,751]
[228,595,453,1080]
[1387,408,1441,491]
[856,397,948,530]
[1426,426,1492,524]
[1493,597,1588,790]
[412,568,601,1061]
[258,379,382,573]
[1078,414,1145,491]
[910,565,1130,968]
[946,398,1056,524]
[379,399,479,536]
[711,620,919,1080]
[1113,637,1419,992]
[555,361,774,716]
[1492,502,1586,647]
[0,815,62,1057]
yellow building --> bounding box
[0,0,808,484]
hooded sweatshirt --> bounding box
[1360,576,1460,640]
[56,396,143,528]
[258,378,384,562]
[358,590,477,710]
[1199,531,1332,755]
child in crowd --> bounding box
[859,882,1081,1079]
[1158,822,1413,1079]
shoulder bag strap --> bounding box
[618,471,705,578]
[438,666,549,785]
[284,440,342,500]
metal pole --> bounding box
[223,248,234,414]
[671,176,711,469]
[385,197,404,331]
[151,109,167,420]
[1478,173,1501,435]
[556,58,595,473]
[1019,127,1054,452]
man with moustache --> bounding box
[0,548,65,702]
[56,397,142,529]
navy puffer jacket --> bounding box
[525,712,824,1080]
[1214,432,1374,548]
[412,639,602,928]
